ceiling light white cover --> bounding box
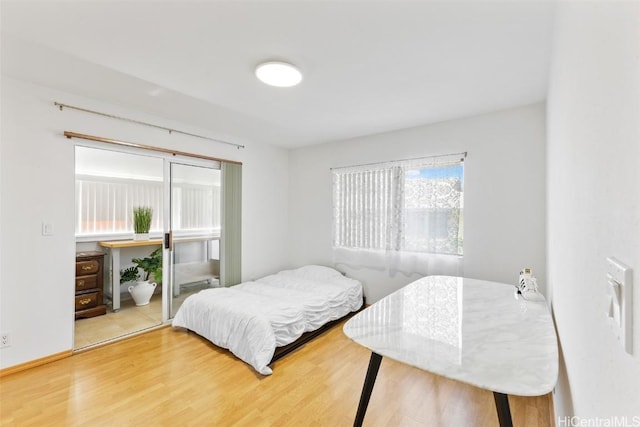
[255,61,302,87]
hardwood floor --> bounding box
[74,287,202,349]
[74,294,163,349]
[0,321,553,426]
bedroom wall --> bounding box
[0,75,290,370]
[547,1,640,419]
[288,103,547,303]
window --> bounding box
[170,164,221,235]
[75,146,221,238]
[332,153,464,274]
[402,162,464,255]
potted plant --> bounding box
[133,206,153,240]
[120,247,162,306]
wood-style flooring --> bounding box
[74,295,163,349]
[74,287,200,349]
[0,321,553,427]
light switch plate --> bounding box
[41,222,54,236]
[606,257,633,354]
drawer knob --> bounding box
[77,280,85,286]
[81,265,93,271]
[79,298,92,305]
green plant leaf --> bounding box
[133,206,153,234]
[130,247,162,282]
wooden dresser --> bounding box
[75,251,107,319]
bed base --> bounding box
[181,297,366,372]
[270,297,366,365]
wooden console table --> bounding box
[99,239,162,312]
[343,275,558,427]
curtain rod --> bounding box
[330,151,467,171]
[64,131,242,165]
[54,101,245,150]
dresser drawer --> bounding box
[75,252,106,319]
[75,291,100,311]
[75,275,98,292]
[76,260,100,276]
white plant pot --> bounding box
[133,233,150,241]
[128,280,157,306]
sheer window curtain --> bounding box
[332,154,464,276]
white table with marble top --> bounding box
[343,275,558,427]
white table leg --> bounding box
[111,247,121,312]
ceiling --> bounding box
[0,1,556,148]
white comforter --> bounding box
[172,265,363,375]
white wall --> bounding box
[0,76,290,369]
[289,103,546,303]
[547,1,640,418]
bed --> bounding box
[172,265,364,375]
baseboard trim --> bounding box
[74,323,170,354]
[0,324,172,377]
[0,350,73,378]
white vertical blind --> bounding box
[333,166,404,251]
[75,176,163,235]
[75,176,221,236]
[171,184,221,232]
[75,145,222,238]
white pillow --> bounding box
[292,265,343,281]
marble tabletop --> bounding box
[343,275,558,397]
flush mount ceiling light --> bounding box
[255,61,302,87]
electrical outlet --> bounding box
[1,332,10,348]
